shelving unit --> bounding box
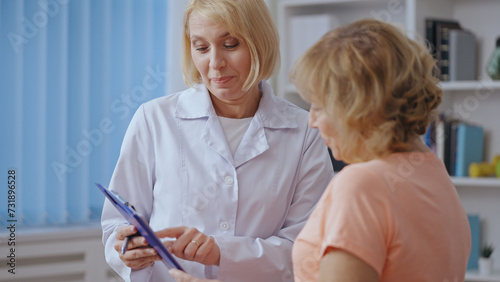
[276,0,500,281]
[440,81,500,92]
[277,0,411,110]
[452,177,500,188]
[465,270,500,282]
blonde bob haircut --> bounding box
[181,0,280,91]
[290,19,442,163]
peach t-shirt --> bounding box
[292,152,471,281]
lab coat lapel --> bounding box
[233,81,297,168]
[233,117,268,168]
[175,84,235,166]
[201,115,235,166]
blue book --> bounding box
[455,124,484,177]
[467,215,480,270]
[423,123,432,148]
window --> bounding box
[0,0,168,227]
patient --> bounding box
[290,19,471,281]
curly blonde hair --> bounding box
[182,0,280,91]
[290,19,442,163]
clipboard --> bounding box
[96,183,185,271]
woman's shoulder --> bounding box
[260,81,308,115]
[333,152,440,193]
[140,85,202,114]
[333,164,377,186]
[331,161,391,196]
[274,95,309,116]
[258,93,310,131]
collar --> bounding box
[175,81,298,129]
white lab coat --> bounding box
[101,81,333,282]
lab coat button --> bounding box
[224,176,234,185]
[220,222,229,230]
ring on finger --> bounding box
[190,240,200,248]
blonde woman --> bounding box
[101,0,332,281]
[291,19,471,281]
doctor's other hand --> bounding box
[114,225,161,269]
[169,269,222,282]
[156,226,221,266]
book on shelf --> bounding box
[455,123,484,177]
[426,117,484,177]
[444,119,460,175]
[449,29,477,81]
[448,121,460,176]
[436,21,462,81]
[467,214,480,270]
[423,120,437,155]
[426,19,478,82]
[425,19,460,59]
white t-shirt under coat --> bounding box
[218,116,252,155]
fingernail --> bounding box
[150,249,156,255]
[130,226,135,232]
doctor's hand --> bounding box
[169,269,222,282]
[114,225,161,270]
[156,226,221,266]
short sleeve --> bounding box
[315,165,394,275]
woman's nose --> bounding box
[209,49,226,70]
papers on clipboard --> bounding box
[96,183,184,271]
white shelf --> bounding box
[465,270,500,282]
[440,81,500,92]
[286,79,500,93]
[452,177,500,188]
[288,80,500,93]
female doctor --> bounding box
[100,0,333,281]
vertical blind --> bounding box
[0,0,169,227]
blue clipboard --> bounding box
[96,183,184,271]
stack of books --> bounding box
[424,117,484,177]
[425,18,477,81]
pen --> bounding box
[121,202,137,255]
[121,235,131,254]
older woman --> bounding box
[291,19,471,281]
[100,0,333,281]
